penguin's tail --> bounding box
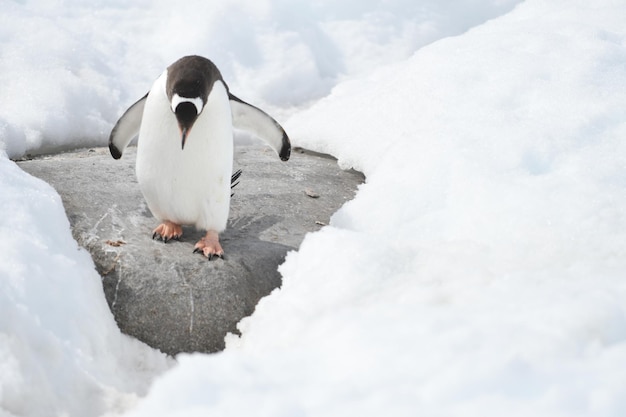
[231,169,242,197]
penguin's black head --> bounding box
[170,77,207,150]
[173,99,201,149]
[166,56,227,149]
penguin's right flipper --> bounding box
[229,93,291,161]
[109,93,148,159]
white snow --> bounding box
[2,0,626,416]
[0,0,518,157]
[0,156,172,417]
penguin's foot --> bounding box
[152,221,183,243]
[193,230,224,260]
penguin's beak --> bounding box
[181,127,189,150]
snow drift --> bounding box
[128,1,626,416]
[2,0,626,416]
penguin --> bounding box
[108,55,291,259]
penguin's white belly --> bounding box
[136,76,233,232]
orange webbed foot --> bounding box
[193,230,224,260]
[152,221,183,243]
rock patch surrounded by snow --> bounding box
[18,145,363,355]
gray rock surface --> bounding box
[18,145,363,355]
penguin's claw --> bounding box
[205,253,224,261]
[193,231,224,260]
[152,221,183,243]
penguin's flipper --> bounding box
[109,93,148,159]
[229,93,291,161]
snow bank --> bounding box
[4,0,625,416]
[0,156,171,417]
[126,1,626,416]
[0,0,519,158]
[1,1,525,416]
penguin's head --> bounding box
[166,56,225,149]
[170,91,205,149]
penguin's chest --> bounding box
[135,82,233,229]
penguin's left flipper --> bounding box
[109,93,148,159]
[229,93,291,161]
